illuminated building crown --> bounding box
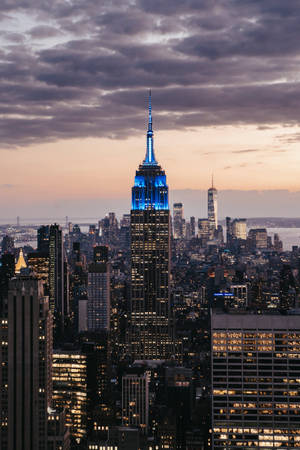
[132,92,169,210]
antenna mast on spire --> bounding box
[143,89,157,165]
[148,89,152,131]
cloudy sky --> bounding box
[1,0,300,218]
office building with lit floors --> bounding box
[52,350,87,445]
[211,311,300,449]
[130,93,173,360]
[122,372,149,433]
[0,274,53,450]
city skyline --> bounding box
[1,2,300,216]
[3,189,300,221]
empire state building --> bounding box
[130,93,173,360]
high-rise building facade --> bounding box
[211,312,300,449]
[52,350,87,443]
[232,218,247,240]
[208,177,218,232]
[198,218,211,242]
[248,228,268,250]
[38,225,50,253]
[27,251,49,292]
[173,203,184,239]
[130,93,172,360]
[0,253,15,315]
[122,372,149,433]
[190,216,196,238]
[49,224,65,323]
[87,252,110,332]
[0,275,53,450]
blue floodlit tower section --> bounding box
[130,92,175,360]
[132,92,169,211]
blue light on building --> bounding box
[214,293,234,297]
[132,92,169,211]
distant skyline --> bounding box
[2,189,300,221]
[1,2,300,211]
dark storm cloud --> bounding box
[1,0,300,147]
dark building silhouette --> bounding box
[226,216,232,246]
[279,264,296,310]
[164,366,193,449]
[93,245,109,264]
[0,253,15,315]
[1,235,14,255]
[37,225,50,253]
[49,224,65,330]
[0,274,53,450]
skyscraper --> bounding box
[27,251,50,292]
[49,224,65,327]
[248,228,268,250]
[122,372,149,433]
[173,202,184,239]
[52,350,87,443]
[37,225,50,253]
[0,274,53,450]
[232,218,247,240]
[208,175,218,232]
[0,253,15,315]
[211,311,300,448]
[87,247,110,332]
[130,92,173,360]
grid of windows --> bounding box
[212,314,300,449]
[130,209,172,359]
[87,269,110,332]
[52,352,87,441]
[122,373,149,432]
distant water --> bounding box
[267,228,300,251]
[0,218,98,226]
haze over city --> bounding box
[1,1,300,217]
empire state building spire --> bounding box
[130,92,174,360]
[143,90,157,165]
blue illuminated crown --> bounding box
[131,91,169,210]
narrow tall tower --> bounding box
[130,92,173,360]
[208,174,218,232]
[49,224,67,336]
